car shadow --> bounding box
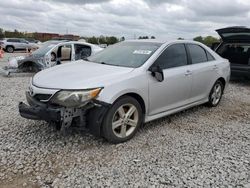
[230,77,250,87]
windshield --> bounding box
[87,41,162,68]
[32,42,58,55]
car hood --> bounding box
[216,26,250,42]
[32,61,135,89]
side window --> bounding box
[188,44,207,64]
[7,39,17,42]
[154,44,188,69]
[20,39,27,43]
[74,44,91,60]
[206,51,215,61]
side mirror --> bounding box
[149,65,164,82]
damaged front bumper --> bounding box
[19,91,110,136]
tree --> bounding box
[106,36,118,45]
[193,35,219,47]
[193,36,203,43]
[87,36,98,44]
[151,36,155,39]
[99,35,106,44]
[203,36,219,47]
[0,28,4,39]
[177,37,184,40]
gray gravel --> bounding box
[0,55,250,187]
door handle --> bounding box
[185,70,192,76]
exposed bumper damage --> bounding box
[0,56,43,76]
[19,92,110,136]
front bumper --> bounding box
[19,91,111,136]
[19,92,61,122]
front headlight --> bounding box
[50,88,102,108]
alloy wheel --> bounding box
[211,83,222,105]
[112,103,139,138]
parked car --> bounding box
[19,40,230,143]
[1,41,103,74]
[25,38,41,44]
[214,26,250,79]
[0,38,39,53]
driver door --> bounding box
[56,44,73,64]
[148,43,193,115]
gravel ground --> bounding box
[0,54,250,187]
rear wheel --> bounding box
[102,96,143,143]
[207,80,224,107]
[6,46,14,53]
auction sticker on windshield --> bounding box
[133,50,152,55]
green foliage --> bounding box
[86,36,119,45]
[193,36,219,47]
[0,28,4,39]
[0,27,120,45]
[87,36,99,44]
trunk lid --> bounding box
[216,26,250,42]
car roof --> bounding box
[123,39,203,45]
[56,41,102,48]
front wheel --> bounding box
[6,46,14,53]
[102,96,143,143]
[207,80,224,107]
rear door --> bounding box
[187,44,218,102]
[8,39,20,49]
[148,43,192,115]
[60,44,73,64]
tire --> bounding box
[102,96,143,144]
[207,80,224,107]
[6,46,14,53]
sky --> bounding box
[0,0,250,40]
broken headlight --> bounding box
[50,88,102,108]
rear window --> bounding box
[206,51,215,61]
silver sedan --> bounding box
[19,40,230,143]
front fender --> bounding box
[96,74,149,114]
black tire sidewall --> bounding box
[7,46,14,53]
[102,96,143,144]
[208,80,224,107]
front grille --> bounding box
[34,94,52,102]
